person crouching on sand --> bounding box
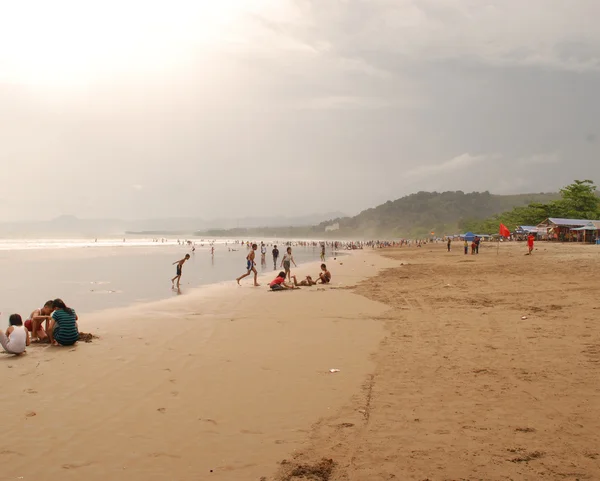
[236,243,260,286]
[270,271,296,290]
[1,314,30,355]
[47,299,79,347]
[316,264,331,284]
[171,254,190,288]
[25,300,54,342]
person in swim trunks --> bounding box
[171,254,190,288]
[236,244,260,286]
[315,264,332,284]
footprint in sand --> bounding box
[24,388,38,394]
[199,418,218,425]
[157,408,166,413]
[149,452,181,459]
[62,462,93,470]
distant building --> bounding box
[325,223,340,232]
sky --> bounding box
[1,0,599,222]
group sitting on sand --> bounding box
[270,264,332,290]
[1,298,79,355]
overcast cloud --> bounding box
[1,0,599,222]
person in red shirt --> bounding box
[270,271,296,291]
[527,234,535,255]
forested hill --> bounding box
[317,191,559,237]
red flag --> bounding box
[499,224,510,238]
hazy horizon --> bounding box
[2,0,599,223]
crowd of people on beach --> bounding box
[1,298,79,356]
[233,243,332,289]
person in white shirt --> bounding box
[280,247,297,281]
[1,314,30,355]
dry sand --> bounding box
[273,242,600,481]
[3,242,600,481]
[0,251,395,481]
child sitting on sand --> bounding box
[315,264,332,284]
[1,314,30,355]
[270,271,296,291]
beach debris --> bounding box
[79,332,97,343]
[521,316,528,320]
[329,369,341,373]
[157,407,166,413]
[25,411,36,418]
[278,458,335,481]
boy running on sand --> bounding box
[171,254,190,288]
[236,244,260,286]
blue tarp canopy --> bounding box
[463,232,475,241]
[571,223,598,231]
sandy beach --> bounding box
[2,242,600,481]
[0,250,393,481]
[274,242,600,481]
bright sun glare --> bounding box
[0,0,248,86]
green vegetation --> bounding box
[461,180,600,234]
[196,190,560,238]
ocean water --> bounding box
[0,238,338,322]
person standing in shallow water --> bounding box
[272,245,280,270]
[236,244,260,286]
[171,254,190,288]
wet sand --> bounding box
[0,250,394,481]
[273,242,600,480]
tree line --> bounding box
[459,180,600,234]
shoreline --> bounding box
[0,243,340,320]
[1,249,398,481]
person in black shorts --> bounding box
[171,254,190,288]
[315,264,332,284]
[272,245,280,270]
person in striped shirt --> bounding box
[47,298,79,347]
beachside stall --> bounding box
[570,222,600,244]
[536,218,600,242]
